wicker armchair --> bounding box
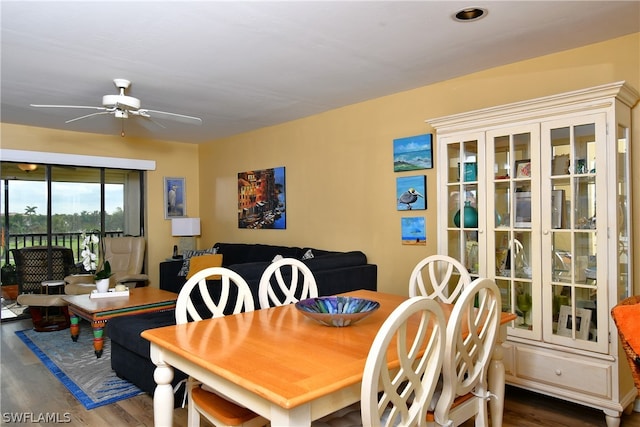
[611,295,640,399]
[11,246,79,294]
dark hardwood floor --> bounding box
[2,318,639,426]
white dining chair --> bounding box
[431,277,501,427]
[258,257,318,309]
[175,267,267,427]
[313,296,447,427]
[408,254,472,303]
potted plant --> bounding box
[94,260,113,293]
[1,263,19,300]
[80,231,113,293]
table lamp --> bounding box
[171,217,201,255]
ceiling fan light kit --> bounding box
[18,163,38,172]
[30,78,202,135]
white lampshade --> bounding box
[171,218,201,236]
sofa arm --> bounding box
[160,260,186,293]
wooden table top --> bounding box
[142,289,515,410]
[63,286,177,314]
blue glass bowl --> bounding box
[295,296,380,327]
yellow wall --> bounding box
[1,33,638,295]
[0,125,200,286]
[200,33,640,296]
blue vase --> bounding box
[453,201,478,228]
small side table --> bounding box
[41,280,65,295]
[40,280,65,323]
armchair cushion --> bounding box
[104,236,145,274]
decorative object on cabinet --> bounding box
[514,191,531,227]
[557,305,592,340]
[401,217,426,245]
[396,175,426,210]
[551,190,565,228]
[237,166,286,229]
[453,200,478,228]
[552,154,570,175]
[515,159,531,178]
[164,177,185,219]
[458,162,477,182]
[393,133,433,171]
[428,81,639,427]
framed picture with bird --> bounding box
[396,175,426,210]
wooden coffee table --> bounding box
[62,287,177,358]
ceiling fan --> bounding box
[30,78,202,133]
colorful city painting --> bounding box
[393,133,433,171]
[401,217,426,245]
[396,175,426,211]
[238,166,286,229]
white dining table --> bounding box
[142,289,515,426]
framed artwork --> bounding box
[557,305,592,340]
[401,217,426,245]
[393,133,433,172]
[515,159,532,178]
[514,191,531,227]
[396,175,426,211]
[164,177,186,219]
[238,166,286,229]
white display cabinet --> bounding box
[428,82,638,426]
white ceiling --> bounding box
[1,1,638,144]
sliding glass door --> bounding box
[1,162,145,291]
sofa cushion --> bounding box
[107,310,176,358]
[302,251,367,271]
[227,261,271,280]
[214,242,302,265]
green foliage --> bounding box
[6,210,123,235]
[1,264,18,285]
[94,260,113,280]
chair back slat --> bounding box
[435,277,501,426]
[258,258,318,309]
[409,254,472,303]
[176,267,254,324]
[361,296,446,427]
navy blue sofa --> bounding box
[107,242,377,403]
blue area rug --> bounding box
[16,322,143,409]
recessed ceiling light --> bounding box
[454,7,487,22]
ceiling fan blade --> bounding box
[31,104,107,110]
[130,111,167,129]
[139,109,202,125]
[65,111,111,123]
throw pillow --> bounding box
[186,254,223,280]
[178,247,218,276]
[301,249,314,260]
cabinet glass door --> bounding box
[542,115,607,353]
[487,125,540,340]
[443,136,482,281]
[616,123,632,302]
